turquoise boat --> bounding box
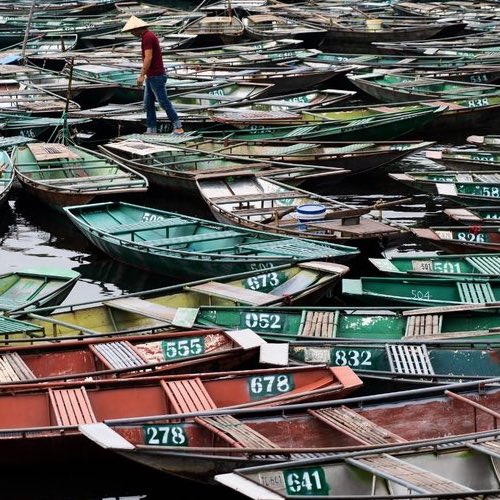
[7,261,348,345]
[389,171,500,205]
[0,267,80,313]
[289,340,500,380]
[187,304,500,342]
[370,253,500,278]
[198,106,445,141]
[342,276,500,307]
[445,206,500,223]
[63,201,359,279]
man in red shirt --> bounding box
[122,16,184,135]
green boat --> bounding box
[0,267,81,313]
[370,253,500,278]
[12,142,149,210]
[426,148,500,170]
[342,276,500,307]
[347,71,500,103]
[185,303,500,343]
[65,200,359,279]
[289,340,500,379]
[389,171,500,205]
[0,150,14,208]
[303,95,500,135]
[197,106,445,141]
[6,262,348,345]
[445,206,500,223]
[467,134,500,149]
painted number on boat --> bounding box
[332,349,372,367]
[410,290,431,300]
[412,260,462,273]
[143,424,188,446]
[246,271,283,290]
[244,312,283,330]
[248,374,294,399]
[466,98,490,107]
[141,212,164,222]
[284,467,329,495]
[161,337,204,360]
[456,231,487,243]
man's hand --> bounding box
[137,74,145,86]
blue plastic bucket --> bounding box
[296,204,326,222]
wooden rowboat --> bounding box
[179,303,500,343]
[426,148,500,170]
[0,363,361,468]
[0,267,81,313]
[411,226,500,253]
[0,328,271,384]
[388,171,500,206]
[467,135,500,149]
[342,276,500,307]
[12,142,148,210]
[216,430,500,497]
[63,201,359,279]
[370,253,500,278]
[79,381,500,485]
[4,261,350,346]
[196,173,408,244]
[445,206,500,224]
[0,149,14,208]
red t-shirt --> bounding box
[141,30,165,77]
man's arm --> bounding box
[137,48,153,86]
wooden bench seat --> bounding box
[105,217,190,235]
[103,297,177,322]
[148,230,242,247]
[404,313,442,337]
[195,414,279,449]
[298,310,338,338]
[162,377,216,413]
[347,454,474,494]
[186,281,279,306]
[49,387,97,426]
[309,406,406,445]
[0,352,36,382]
[386,344,435,375]
[210,191,303,205]
[89,340,148,370]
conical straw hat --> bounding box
[122,15,150,32]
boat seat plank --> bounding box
[148,230,242,247]
[467,439,500,459]
[49,387,97,426]
[385,344,435,375]
[195,414,279,449]
[306,218,399,236]
[28,143,81,161]
[0,352,36,382]
[466,256,500,276]
[298,310,337,338]
[308,406,406,445]
[0,316,43,336]
[457,281,495,304]
[236,239,333,258]
[347,454,474,494]
[210,191,303,205]
[89,340,148,370]
[185,281,279,306]
[162,377,216,413]
[105,217,190,235]
[404,314,442,337]
[231,206,295,217]
[103,297,177,322]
